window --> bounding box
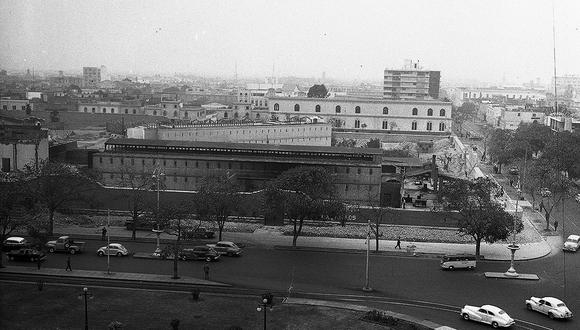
[99,157,102,164]
[2,105,6,110]
[369,169,373,175]
[174,104,177,108]
[426,122,433,131]
[355,106,361,114]
[335,105,341,113]
[427,108,433,116]
[163,110,167,116]
[110,108,114,113]
[357,168,361,175]
[92,107,95,112]
[346,168,350,174]
[12,106,16,110]
[174,111,178,117]
[383,107,389,114]
[412,108,418,116]
[440,109,446,116]
[294,104,300,112]
[125,109,128,114]
[224,112,228,118]
[84,107,88,112]
[103,108,106,113]
[131,158,134,165]
[315,105,321,112]
[133,109,136,114]
[354,120,360,128]
[153,110,157,115]
[439,122,446,131]
[382,121,388,129]
[411,121,417,130]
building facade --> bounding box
[82,67,101,87]
[268,97,452,134]
[1,98,32,111]
[0,124,49,172]
[383,61,440,100]
[78,101,145,115]
[544,115,580,133]
[498,109,545,130]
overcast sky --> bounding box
[1,0,579,85]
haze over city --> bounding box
[1,0,579,85]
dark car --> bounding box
[179,246,220,262]
[7,248,46,262]
[2,237,31,252]
[182,227,215,240]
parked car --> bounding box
[525,296,572,319]
[460,304,515,328]
[440,254,476,270]
[2,237,31,252]
[206,241,243,256]
[6,248,46,262]
[563,235,580,252]
[182,227,215,240]
[178,246,220,262]
[97,243,130,257]
[46,236,85,254]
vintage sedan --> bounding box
[97,243,130,257]
[460,304,515,328]
[2,237,30,251]
[525,297,572,319]
[206,241,243,256]
[7,248,46,262]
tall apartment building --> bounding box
[82,67,101,87]
[384,60,440,100]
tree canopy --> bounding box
[307,84,328,98]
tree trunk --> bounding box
[218,221,224,241]
[292,219,298,247]
[0,251,4,268]
[475,237,482,260]
[172,234,180,279]
[48,209,55,236]
[545,211,550,230]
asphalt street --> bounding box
[4,237,577,330]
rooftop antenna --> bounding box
[552,0,558,116]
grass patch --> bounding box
[0,283,387,330]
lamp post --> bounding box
[78,287,93,330]
[152,166,164,256]
[505,188,521,277]
[362,219,373,292]
[256,293,273,330]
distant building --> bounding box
[82,67,101,87]
[1,98,32,112]
[498,108,545,130]
[544,115,580,133]
[384,60,440,100]
[78,101,145,115]
[457,86,545,104]
[0,123,49,172]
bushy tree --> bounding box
[307,84,328,98]
[117,165,156,240]
[487,129,514,172]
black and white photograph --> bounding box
[1,0,579,329]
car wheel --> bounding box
[116,252,123,257]
[69,249,76,255]
[526,304,532,311]
[549,313,555,320]
[48,247,55,253]
[206,257,211,262]
[98,251,104,257]
[462,313,469,320]
[491,321,499,328]
[64,243,71,249]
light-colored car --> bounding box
[97,243,130,257]
[563,235,580,252]
[525,297,572,319]
[460,304,515,328]
[206,241,243,257]
[2,237,30,251]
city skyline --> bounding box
[1,0,579,85]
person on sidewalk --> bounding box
[65,256,72,272]
[203,263,210,280]
[554,220,559,231]
[395,236,402,249]
[101,227,107,241]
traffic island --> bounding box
[484,272,539,280]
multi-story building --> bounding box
[78,101,145,115]
[82,67,101,87]
[1,98,32,111]
[93,138,404,206]
[498,108,545,130]
[384,60,440,100]
[126,122,332,146]
[267,97,452,134]
[0,124,49,172]
[458,86,546,104]
[544,115,580,133]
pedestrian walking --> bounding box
[65,256,72,271]
[101,226,107,241]
[395,236,402,249]
[203,263,210,280]
[554,220,559,231]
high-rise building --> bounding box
[384,60,440,100]
[83,67,101,87]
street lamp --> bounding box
[256,293,273,330]
[362,219,373,292]
[152,166,165,256]
[77,287,93,330]
[505,188,521,277]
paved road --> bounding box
[5,238,577,329]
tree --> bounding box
[195,173,240,241]
[510,122,552,158]
[158,201,191,279]
[21,160,97,235]
[0,175,27,268]
[117,165,156,240]
[453,102,477,135]
[334,138,357,148]
[270,167,335,247]
[364,138,381,149]
[542,131,580,178]
[307,84,328,98]
[440,177,521,259]
[487,129,514,173]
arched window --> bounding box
[274,103,279,111]
[412,108,418,116]
[383,107,388,114]
[224,112,228,118]
[174,110,178,117]
[315,105,321,112]
[294,104,300,112]
[440,109,446,116]
[335,105,341,113]
[354,120,360,128]
[153,110,157,115]
[411,121,417,130]
[382,121,388,129]
[124,109,128,114]
[426,122,433,131]
[439,122,446,131]
[110,108,114,113]
[83,107,87,112]
[256,113,260,119]
[102,108,106,113]
[355,106,361,114]
[427,108,433,116]
[132,109,136,114]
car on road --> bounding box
[525,296,572,319]
[6,248,46,262]
[460,304,515,328]
[440,254,476,270]
[2,237,31,251]
[206,241,243,257]
[563,234,580,252]
[508,167,519,175]
[97,243,130,257]
[178,246,220,262]
[46,236,85,254]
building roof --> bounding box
[269,96,451,105]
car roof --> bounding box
[5,236,26,242]
[567,235,580,240]
[542,297,564,304]
[481,305,502,312]
[217,241,235,244]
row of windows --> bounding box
[410,121,446,131]
[2,105,27,110]
[274,103,446,116]
[165,126,329,137]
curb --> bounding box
[273,245,445,259]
